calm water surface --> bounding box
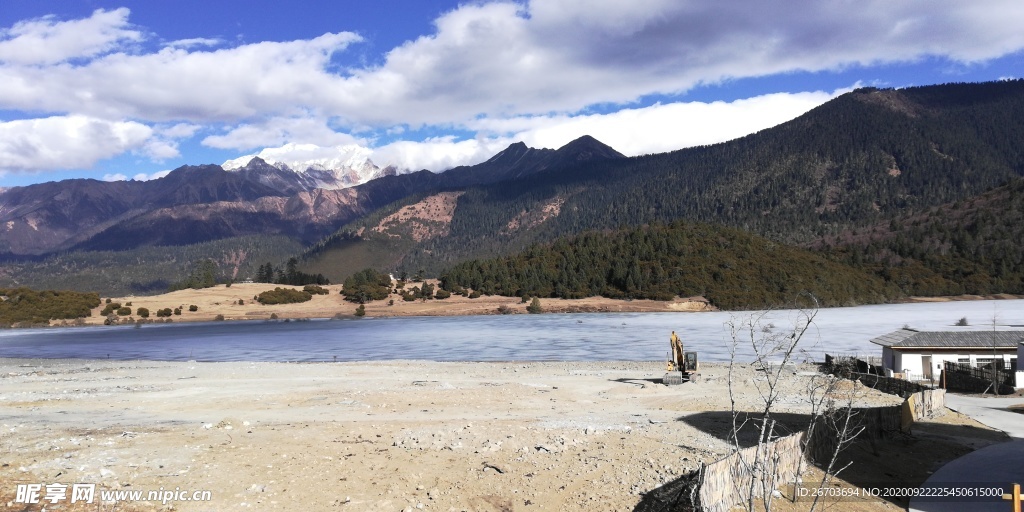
[1,300,1022,363]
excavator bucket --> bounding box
[662,371,684,385]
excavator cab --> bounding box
[685,351,698,372]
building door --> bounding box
[922,356,933,380]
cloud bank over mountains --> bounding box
[2,1,1024,180]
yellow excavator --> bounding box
[663,330,699,385]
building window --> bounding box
[975,358,1004,370]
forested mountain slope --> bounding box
[437,221,898,310]
[306,81,1024,280]
[815,177,1024,297]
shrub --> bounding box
[257,287,313,305]
[469,290,481,299]
[341,269,391,303]
[388,299,394,306]
[116,306,132,316]
[238,299,245,305]
[125,301,132,307]
[101,302,122,316]
[156,308,172,317]
[303,285,329,295]
[189,305,198,312]
[137,307,150,318]
[527,297,543,314]
[173,308,181,315]
[435,289,451,300]
[214,314,225,321]
[270,313,279,320]
[402,292,416,302]
[497,304,513,314]
[956,317,969,326]
[355,304,366,317]
[105,298,112,304]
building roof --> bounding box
[870,328,1024,349]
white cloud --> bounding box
[2,2,1023,127]
[157,123,202,139]
[493,90,841,156]
[373,137,513,172]
[0,8,142,65]
[165,37,221,49]
[323,0,1024,126]
[102,169,171,182]
[233,90,836,173]
[4,2,1024,177]
[387,90,837,170]
[141,139,180,161]
[204,116,363,151]
[0,31,362,121]
[0,115,153,173]
[134,170,171,181]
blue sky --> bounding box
[1,1,1023,187]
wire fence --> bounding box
[943,361,1015,389]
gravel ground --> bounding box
[0,359,911,511]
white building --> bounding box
[1019,342,1024,389]
[869,328,1022,383]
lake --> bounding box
[1,300,1022,363]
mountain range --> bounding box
[2,80,1023,300]
[304,80,1024,281]
[0,134,622,256]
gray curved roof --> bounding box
[870,328,1024,349]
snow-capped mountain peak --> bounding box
[222,143,394,190]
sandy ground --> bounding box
[58,283,714,327]
[56,283,1024,329]
[0,359,1005,512]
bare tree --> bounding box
[726,305,815,511]
[725,296,864,512]
[800,368,866,511]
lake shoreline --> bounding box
[49,282,717,328]
[44,282,1023,328]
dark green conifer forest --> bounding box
[440,222,898,310]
